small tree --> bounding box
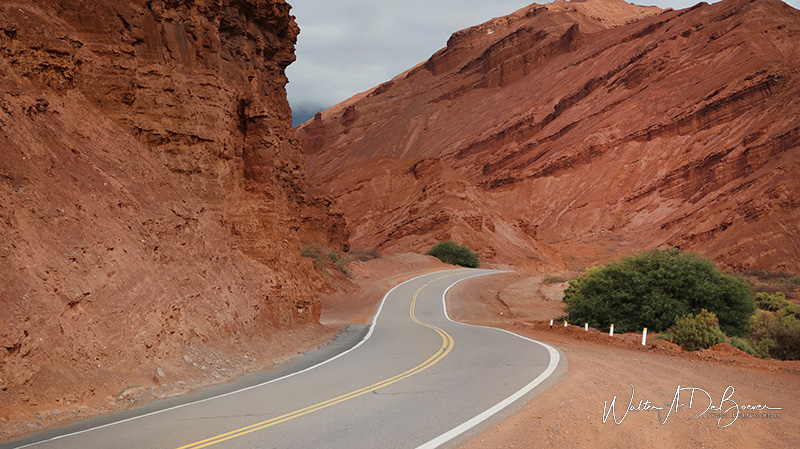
[427,241,480,268]
[563,248,754,335]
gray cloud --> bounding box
[286,0,544,124]
[286,0,798,126]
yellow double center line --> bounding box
[176,275,456,449]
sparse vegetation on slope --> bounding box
[301,244,354,278]
[744,271,800,299]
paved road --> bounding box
[6,269,562,449]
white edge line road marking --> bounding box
[413,270,561,449]
[14,269,556,449]
[14,269,464,449]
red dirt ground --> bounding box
[448,272,800,449]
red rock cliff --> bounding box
[300,0,800,273]
[0,0,345,436]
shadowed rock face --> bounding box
[299,0,800,273]
[0,0,347,431]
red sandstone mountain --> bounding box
[0,0,346,433]
[299,0,800,272]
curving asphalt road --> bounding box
[5,269,563,449]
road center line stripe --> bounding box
[11,270,461,449]
[175,273,463,449]
[412,271,561,449]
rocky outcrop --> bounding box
[0,0,345,437]
[299,0,800,273]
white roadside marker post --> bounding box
[585,323,588,331]
[642,328,648,346]
[564,321,568,327]
[609,324,614,336]
[549,319,553,328]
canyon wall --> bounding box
[299,0,800,273]
[0,0,345,435]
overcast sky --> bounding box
[286,0,799,125]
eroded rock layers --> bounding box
[0,0,345,430]
[299,0,800,273]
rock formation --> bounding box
[299,0,800,273]
[0,0,345,435]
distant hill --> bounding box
[299,0,800,272]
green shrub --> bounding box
[563,249,755,335]
[755,291,790,311]
[727,336,762,357]
[665,309,726,351]
[301,244,326,268]
[427,241,480,268]
[749,309,800,360]
[328,251,354,278]
[327,251,340,264]
[755,338,778,358]
[301,244,353,278]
